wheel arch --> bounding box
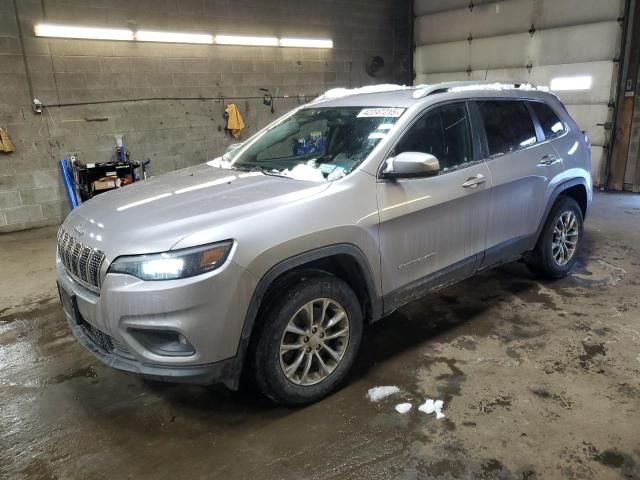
[234,244,382,379]
[560,183,588,218]
[535,178,589,245]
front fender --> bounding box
[232,242,383,383]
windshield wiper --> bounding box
[247,165,291,178]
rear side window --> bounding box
[477,100,537,156]
[529,101,565,139]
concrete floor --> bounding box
[1,191,639,480]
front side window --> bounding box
[529,101,565,139]
[229,107,405,180]
[394,103,473,173]
[477,100,537,156]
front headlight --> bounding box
[108,241,233,281]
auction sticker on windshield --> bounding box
[357,108,405,118]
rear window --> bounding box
[477,100,537,156]
[529,101,565,139]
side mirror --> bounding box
[382,152,440,179]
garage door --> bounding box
[414,0,625,186]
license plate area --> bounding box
[58,283,115,353]
[57,283,80,325]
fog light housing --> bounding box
[130,329,195,356]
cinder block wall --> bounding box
[0,0,411,232]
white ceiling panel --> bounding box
[415,0,624,45]
[416,0,532,46]
[529,61,616,105]
[415,40,470,75]
[536,0,624,29]
[470,0,533,39]
[532,22,620,66]
[415,23,619,75]
[414,0,493,17]
[415,61,615,107]
[414,72,472,84]
[414,0,622,186]
[565,104,610,146]
[415,9,472,46]
[590,146,605,185]
[470,33,531,71]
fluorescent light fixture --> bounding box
[33,23,334,49]
[34,23,134,41]
[279,38,333,48]
[550,75,593,91]
[136,30,213,44]
[215,35,279,46]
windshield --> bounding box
[228,107,405,181]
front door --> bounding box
[376,102,492,310]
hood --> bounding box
[62,164,330,258]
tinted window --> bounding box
[395,103,472,172]
[529,101,565,139]
[477,101,537,156]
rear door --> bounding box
[475,99,564,267]
[377,101,492,306]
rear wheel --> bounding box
[253,273,363,405]
[526,196,583,279]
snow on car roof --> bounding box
[309,81,554,108]
[314,84,416,102]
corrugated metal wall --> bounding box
[414,0,625,185]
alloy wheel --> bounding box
[279,298,350,386]
[552,210,579,266]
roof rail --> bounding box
[412,81,549,99]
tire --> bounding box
[526,195,583,279]
[252,272,363,405]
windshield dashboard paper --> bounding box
[357,108,405,118]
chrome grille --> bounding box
[57,227,105,292]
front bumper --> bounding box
[56,256,258,388]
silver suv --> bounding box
[56,82,592,405]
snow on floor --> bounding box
[367,386,400,402]
[367,385,446,419]
[394,403,412,414]
[418,399,445,419]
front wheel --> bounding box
[526,196,583,279]
[252,273,363,405]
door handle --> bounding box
[538,155,560,167]
[462,174,487,188]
